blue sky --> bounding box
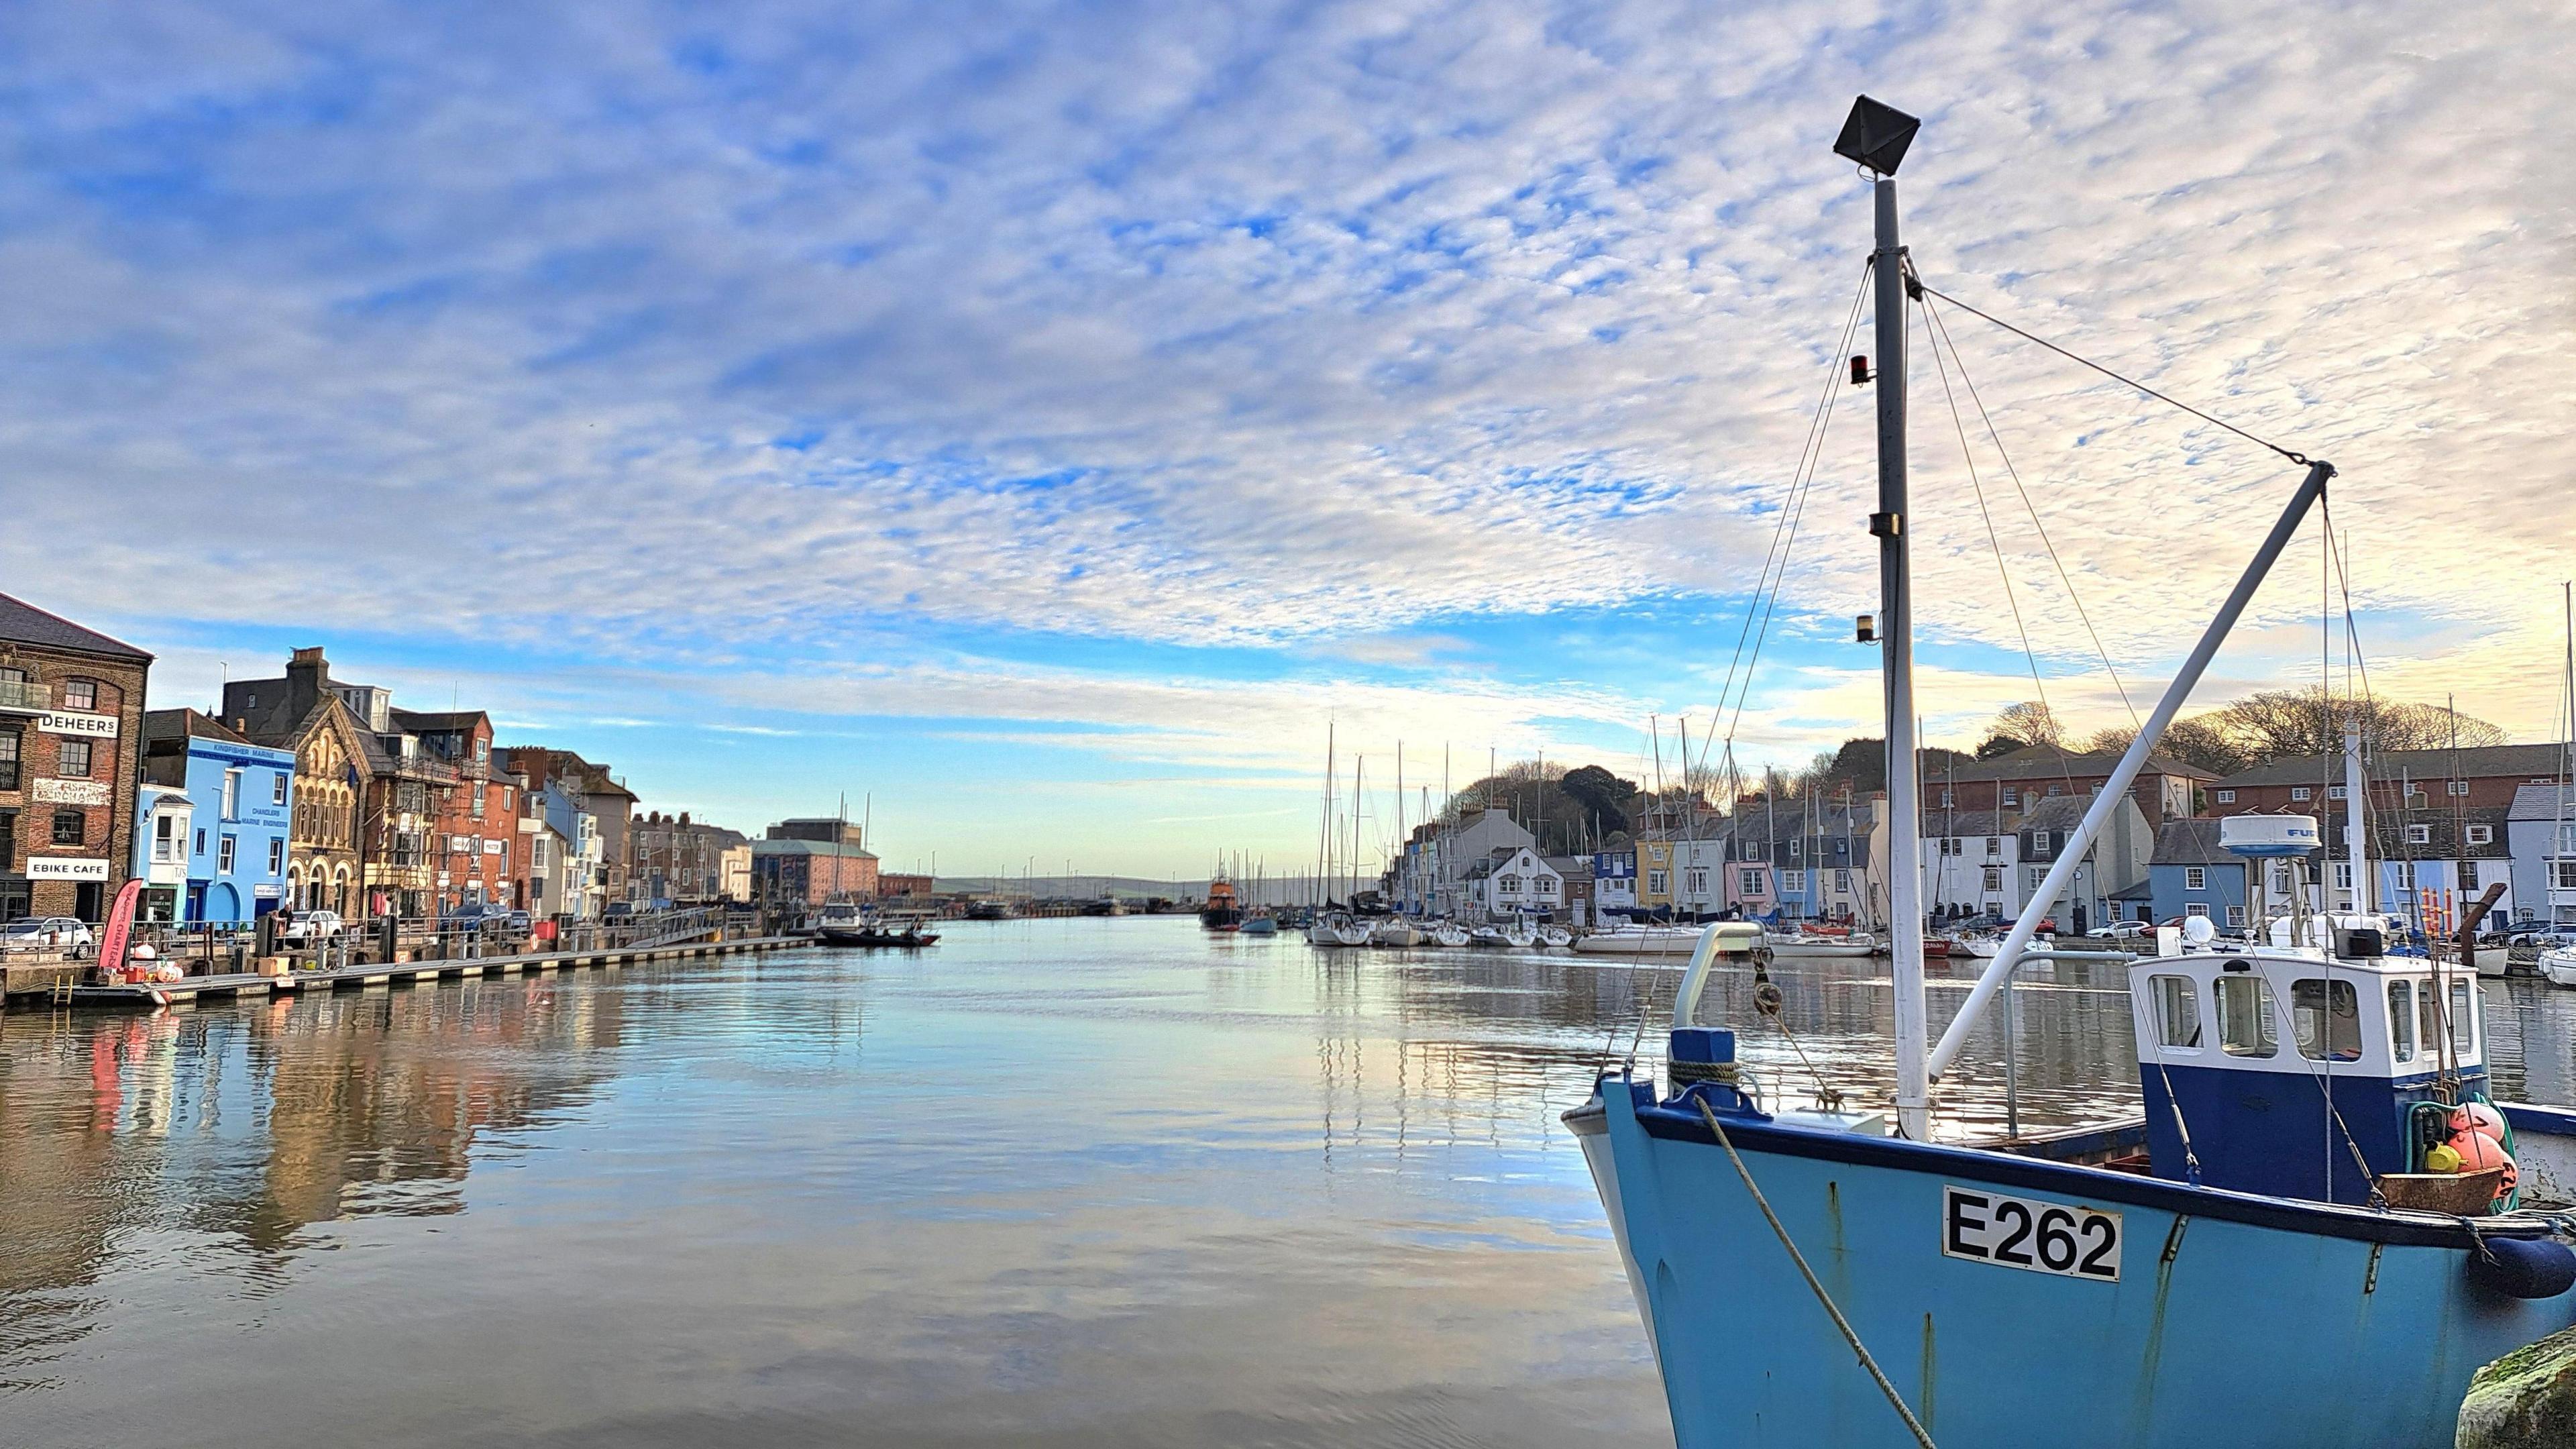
[6,1,2571,878]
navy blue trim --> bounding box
[2501,1101,2576,1140]
[1635,1093,2555,1249]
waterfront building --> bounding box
[2211,743,2565,816]
[1544,854,1596,926]
[221,649,371,916]
[1591,848,1638,913]
[2506,783,2576,930]
[0,592,153,925]
[630,811,751,904]
[502,748,640,903]
[522,816,578,918]
[2008,794,2153,933]
[1635,839,1674,913]
[1922,745,2210,828]
[531,783,605,919]
[751,837,879,906]
[140,709,297,924]
[1917,808,2019,920]
[2358,806,2513,932]
[1462,845,1562,919]
[877,871,934,900]
[132,782,193,923]
[393,709,523,916]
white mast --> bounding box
[2345,722,2373,914]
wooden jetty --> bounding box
[11,934,804,1012]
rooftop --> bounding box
[1935,746,2219,784]
[0,591,152,663]
[2218,744,2568,789]
[751,839,879,861]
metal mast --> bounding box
[1839,96,1932,1141]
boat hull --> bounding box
[1581,1079,2576,1449]
[1574,928,1703,955]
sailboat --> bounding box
[1570,97,2576,1449]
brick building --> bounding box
[751,839,879,906]
[1922,747,2214,829]
[0,593,153,925]
[877,871,936,900]
[223,650,376,916]
[2209,744,2566,817]
[630,811,751,904]
[394,709,527,914]
[501,747,639,903]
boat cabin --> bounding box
[2127,945,2487,1205]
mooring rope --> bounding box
[1692,1095,1939,1449]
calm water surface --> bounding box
[5,918,2571,1448]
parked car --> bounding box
[275,909,343,944]
[1,916,95,955]
[502,910,532,932]
[603,902,635,920]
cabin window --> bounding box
[2387,981,2415,1063]
[2450,980,2475,1059]
[2215,974,2277,1057]
[2151,975,2201,1049]
[2290,979,2363,1062]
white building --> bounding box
[1915,808,2021,920]
[132,782,195,924]
[1464,845,1563,919]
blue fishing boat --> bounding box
[1570,97,2576,1448]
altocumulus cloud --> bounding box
[3,0,2572,851]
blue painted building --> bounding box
[142,710,296,924]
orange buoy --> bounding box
[2449,1102,2507,1143]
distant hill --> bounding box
[934,876,1319,906]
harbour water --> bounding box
[5,917,2570,1447]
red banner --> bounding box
[98,878,146,979]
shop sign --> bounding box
[28,856,110,881]
[38,710,119,738]
[255,883,284,899]
[33,778,110,806]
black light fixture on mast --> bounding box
[1833,95,1921,176]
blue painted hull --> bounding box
[1584,1081,2576,1448]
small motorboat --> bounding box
[814,901,871,947]
[1239,912,1279,936]
[2540,945,2576,987]
[1766,930,1881,958]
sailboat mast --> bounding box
[1870,170,1932,1142]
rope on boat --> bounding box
[1692,1096,1939,1449]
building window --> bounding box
[2449,780,2470,797]
[2185,902,2209,918]
[268,838,285,874]
[1685,867,1709,895]
[194,827,207,855]
[1646,870,1668,895]
[2290,786,2312,802]
[154,811,177,861]
[222,768,241,818]
[1739,869,1763,894]
[1982,866,2002,892]
[472,789,486,820]
[2215,789,2236,803]
[58,738,92,778]
[0,727,15,790]
[2406,824,2430,845]
[2328,785,2347,800]
[1789,839,1803,859]
[2466,824,2492,846]
[2002,788,2019,807]
[60,678,95,710]
[52,809,85,845]
[2333,862,2353,890]
[1939,788,1954,806]
[2047,784,2065,797]
[1780,869,1805,892]
[2184,867,2206,890]
[219,835,236,873]
[1985,835,2001,857]
[2029,866,2048,892]
[2226,905,2246,926]
[2461,861,2480,890]
[2031,830,2052,853]
[272,772,288,806]
[1938,837,1959,855]
[1498,874,1521,894]
[2391,861,2414,890]
[1834,869,1851,892]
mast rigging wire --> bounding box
[1910,279,2312,468]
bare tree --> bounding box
[1976,700,2065,759]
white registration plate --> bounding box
[1941,1186,2121,1281]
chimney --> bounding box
[286,647,330,719]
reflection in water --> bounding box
[1,920,2569,1446]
